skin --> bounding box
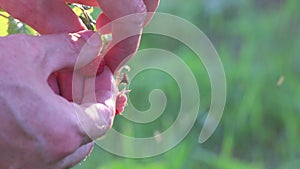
[0,0,160,168]
[0,31,112,168]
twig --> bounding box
[0,13,9,19]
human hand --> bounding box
[0,0,160,105]
[0,0,160,72]
[0,0,160,168]
[0,31,115,169]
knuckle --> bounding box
[64,33,81,55]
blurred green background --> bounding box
[1,0,300,168]
[78,0,300,168]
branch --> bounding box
[0,13,9,19]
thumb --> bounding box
[41,30,102,76]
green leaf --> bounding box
[7,17,37,35]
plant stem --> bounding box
[0,13,9,19]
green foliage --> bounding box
[0,10,37,36]
[7,17,37,35]
[73,0,299,168]
[0,10,9,36]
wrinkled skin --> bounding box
[0,32,114,169]
[0,0,159,168]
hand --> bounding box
[0,0,160,72]
[0,31,116,168]
[0,0,160,101]
[0,0,160,168]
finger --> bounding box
[95,0,160,33]
[76,66,116,140]
[95,0,154,72]
[0,0,85,34]
[97,23,145,74]
[41,31,103,103]
[79,55,106,77]
[82,66,116,104]
[96,16,142,73]
[56,70,86,103]
[104,35,142,73]
[96,13,112,34]
[104,10,146,72]
[37,30,102,77]
[96,0,146,20]
[55,57,106,104]
[56,142,94,169]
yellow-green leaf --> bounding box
[0,10,9,36]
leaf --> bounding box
[72,6,83,16]
[24,24,38,35]
[7,17,37,35]
[7,17,22,34]
[0,10,9,36]
[86,6,94,14]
